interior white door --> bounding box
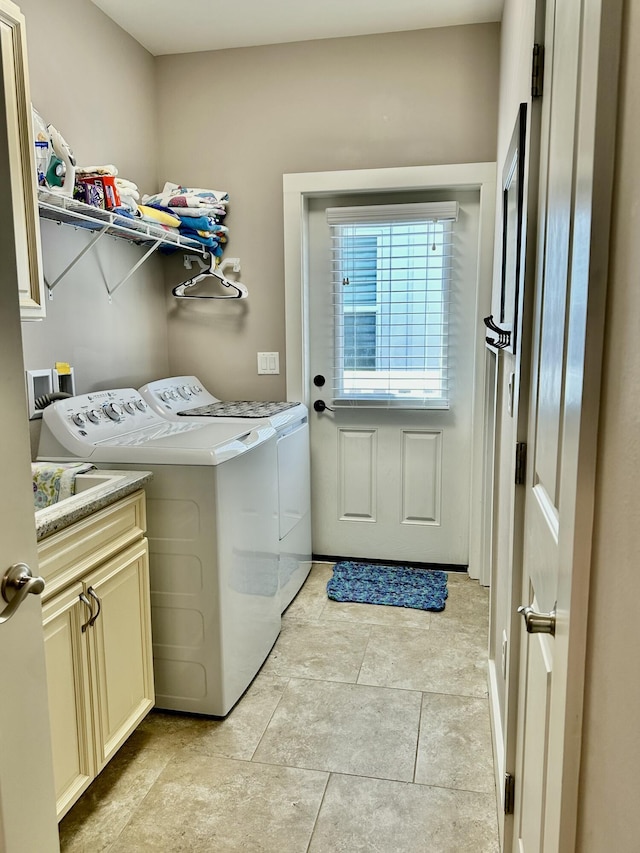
[0,3,59,845]
[307,190,480,565]
[513,0,619,849]
[0,221,59,851]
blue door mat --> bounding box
[327,561,448,611]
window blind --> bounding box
[326,201,458,409]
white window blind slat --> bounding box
[327,202,457,410]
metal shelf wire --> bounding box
[37,189,206,298]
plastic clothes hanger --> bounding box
[172,253,248,299]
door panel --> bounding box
[308,190,480,564]
[0,3,58,848]
[518,620,552,851]
[513,0,621,848]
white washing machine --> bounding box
[138,376,312,611]
[38,389,280,717]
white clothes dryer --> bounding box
[38,389,280,717]
[138,376,312,611]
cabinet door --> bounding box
[85,540,155,771]
[0,0,45,319]
[42,581,95,820]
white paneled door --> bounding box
[0,180,59,852]
[512,0,621,849]
[307,190,481,565]
[0,1,59,847]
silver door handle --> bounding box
[0,563,46,625]
[518,604,556,635]
[79,592,93,633]
[87,586,101,627]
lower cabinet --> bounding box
[42,537,154,820]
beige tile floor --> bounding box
[59,564,498,853]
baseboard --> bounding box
[312,554,468,573]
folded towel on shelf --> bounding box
[76,164,118,176]
[115,177,139,196]
[137,204,182,227]
[168,204,227,218]
[164,181,229,204]
[175,214,229,234]
[178,228,216,247]
[117,194,139,214]
[112,207,135,219]
[142,181,229,210]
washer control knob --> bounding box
[179,385,191,399]
[103,403,123,421]
[86,410,101,424]
[72,413,85,427]
[123,402,136,414]
[135,400,147,412]
[160,391,172,402]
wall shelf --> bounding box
[37,189,207,299]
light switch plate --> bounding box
[257,352,280,374]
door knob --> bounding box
[518,604,556,635]
[0,563,46,625]
[314,400,334,413]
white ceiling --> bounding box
[89,0,503,57]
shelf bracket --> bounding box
[45,223,110,296]
[106,237,163,299]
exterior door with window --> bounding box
[308,191,480,565]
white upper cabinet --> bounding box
[0,0,45,319]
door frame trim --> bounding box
[283,162,496,579]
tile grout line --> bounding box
[412,691,425,784]
[304,771,332,853]
[249,676,292,762]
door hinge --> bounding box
[532,43,544,98]
[504,773,515,814]
[515,442,527,485]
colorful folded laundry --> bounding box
[137,204,182,228]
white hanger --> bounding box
[173,253,248,299]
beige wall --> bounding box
[18,0,169,433]
[156,24,500,401]
[576,0,640,847]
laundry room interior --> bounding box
[2,0,638,851]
